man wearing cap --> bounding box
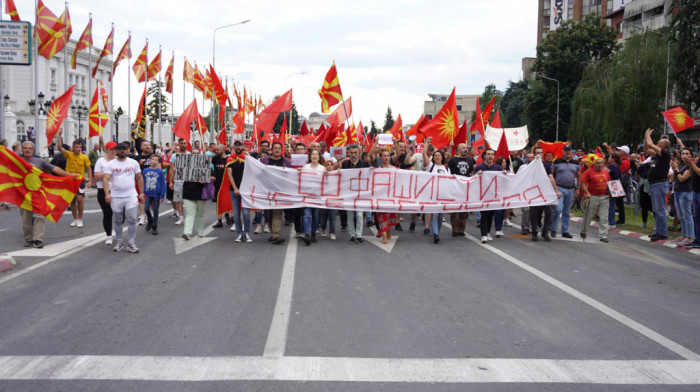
[93,136,118,245]
[581,156,611,243]
[103,142,145,253]
[550,144,580,238]
[644,128,672,241]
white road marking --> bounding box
[0,209,174,284]
[460,230,700,361]
[0,355,698,384]
[7,233,107,257]
[173,221,219,255]
[62,209,102,215]
[365,227,398,253]
[263,236,298,357]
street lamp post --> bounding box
[284,71,306,135]
[212,19,250,143]
[72,104,88,144]
[1,94,9,141]
[539,74,560,142]
[630,24,670,135]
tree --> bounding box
[499,80,529,128]
[382,107,394,132]
[669,0,700,111]
[370,120,379,138]
[525,14,618,141]
[146,81,170,132]
[570,31,667,148]
[472,84,502,123]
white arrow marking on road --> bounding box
[62,209,103,215]
[365,227,398,253]
[7,232,106,257]
[173,221,219,255]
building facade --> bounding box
[537,0,624,43]
[424,93,479,125]
[1,38,113,155]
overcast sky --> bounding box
[14,0,538,127]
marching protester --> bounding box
[529,145,561,242]
[226,141,252,243]
[179,149,214,240]
[473,149,508,243]
[57,131,93,228]
[134,140,154,226]
[18,141,79,248]
[93,137,117,245]
[550,145,580,238]
[375,149,399,244]
[142,154,166,235]
[212,144,233,229]
[334,144,368,244]
[580,156,611,243]
[426,149,451,243]
[261,141,293,244]
[103,143,144,253]
[300,149,327,245]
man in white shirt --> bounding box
[103,143,145,253]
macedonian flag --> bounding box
[419,87,459,149]
[662,107,694,134]
[318,61,343,113]
[0,146,82,223]
[46,85,76,145]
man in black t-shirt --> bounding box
[211,144,231,228]
[334,145,368,244]
[261,142,292,244]
[644,128,672,241]
[133,140,153,226]
[447,143,473,236]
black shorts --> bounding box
[166,186,174,201]
[76,179,87,196]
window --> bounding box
[456,105,462,111]
[16,120,25,142]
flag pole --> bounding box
[33,0,39,143]
[108,23,114,141]
[127,31,131,132]
[87,13,92,152]
[158,45,162,148]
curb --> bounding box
[570,217,700,256]
[0,254,16,274]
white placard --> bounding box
[291,154,307,167]
[174,154,211,182]
[484,125,529,151]
[330,146,346,158]
[377,134,393,145]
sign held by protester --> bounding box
[240,157,558,213]
[174,154,211,182]
[485,125,529,150]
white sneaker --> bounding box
[504,219,513,227]
[230,224,236,232]
[481,236,488,244]
[105,237,113,246]
[294,231,304,239]
[263,224,270,233]
[235,234,242,242]
[254,225,262,234]
[126,243,139,253]
[495,230,504,238]
[321,228,327,237]
[245,234,253,243]
[137,216,145,226]
[76,219,83,228]
[487,234,494,241]
[196,232,205,238]
[330,233,336,241]
[69,220,77,227]
[174,218,184,225]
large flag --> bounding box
[70,18,92,69]
[419,87,459,149]
[405,114,428,144]
[5,0,20,21]
[147,49,161,82]
[164,54,174,93]
[183,58,194,84]
[92,26,114,78]
[208,65,228,122]
[45,85,76,145]
[494,127,510,160]
[481,96,496,126]
[88,85,109,138]
[539,141,568,160]
[0,146,83,223]
[173,99,206,145]
[97,80,109,112]
[326,96,352,125]
[192,64,205,92]
[257,89,293,133]
[36,0,68,60]
[469,98,485,142]
[387,114,404,143]
[662,107,694,133]
[111,35,131,80]
[132,42,148,83]
[318,61,343,113]
[232,108,245,134]
[131,86,147,142]
[300,121,310,136]
[451,121,468,156]
[491,109,502,128]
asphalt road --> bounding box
[0,196,699,391]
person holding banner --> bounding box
[474,149,508,244]
[528,146,561,242]
[426,150,450,243]
[447,143,474,237]
[179,149,214,241]
[301,150,327,245]
[226,141,252,243]
[261,142,293,245]
[334,144,369,245]
[375,150,399,244]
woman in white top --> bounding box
[92,138,117,245]
[426,150,451,243]
[301,150,327,245]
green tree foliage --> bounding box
[370,120,379,138]
[526,14,618,141]
[570,32,667,148]
[471,84,502,123]
[146,81,170,132]
[113,106,124,140]
[499,80,529,128]
[382,107,394,132]
[669,0,700,111]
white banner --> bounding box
[550,0,568,31]
[484,125,530,151]
[240,158,557,213]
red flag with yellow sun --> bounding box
[46,85,76,145]
[662,107,694,134]
[0,146,82,223]
[419,87,459,149]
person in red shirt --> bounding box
[581,157,611,243]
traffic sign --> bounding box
[0,21,32,66]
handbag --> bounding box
[201,180,216,200]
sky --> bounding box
[13,0,538,128]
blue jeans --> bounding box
[144,196,161,226]
[303,208,320,235]
[230,191,250,234]
[649,181,669,236]
[494,209,505,231]
[430,213,442,235]
[674,191,694,238]
[692,192,700,244]
[320,209,336,234]
[552,187,574,233]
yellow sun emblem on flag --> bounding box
[439,110,457,140]
[672,111,691,128]
[46,101,63,131]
